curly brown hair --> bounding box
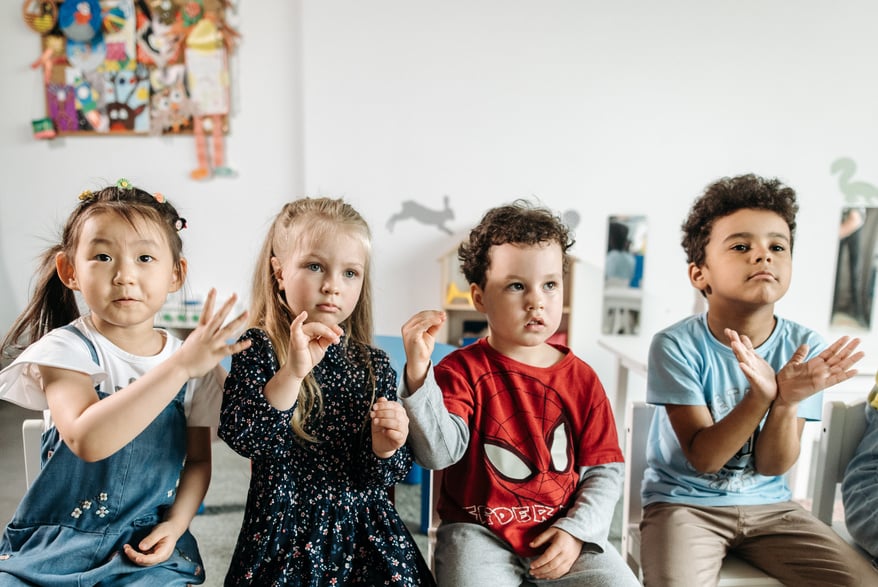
[681,174,798,267]
[459,200,575,288]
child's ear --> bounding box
[470,283,486,313]
[170,258,188,293]
[688,262,711,296]
[270,257,285,291]
[55,252,78,291]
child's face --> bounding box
[60,213,183,334]
[471,242,564,355]
[691,208,792,309]
[271,230,366,330]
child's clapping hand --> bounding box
[370,397,409,459]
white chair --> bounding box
[622,401,783,585]
[424,468,444,570]
[22,418,44,488]
[810,398,869,552]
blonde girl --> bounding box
[0,182,249,586]
[219,197,434,586]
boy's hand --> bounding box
[776,336,863,404]
[370,397,409,458]
[400,310,446,392]
[726,328,777,404]
[178,289,251,378]
[528,527,582,580]
[286,310,343,379]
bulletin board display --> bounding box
[24,0,238,141]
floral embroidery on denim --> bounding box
[71,492,109,519]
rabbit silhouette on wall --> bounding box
[386,195,454,234]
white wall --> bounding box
[3,1,878,401]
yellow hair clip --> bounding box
[78,190,93,201]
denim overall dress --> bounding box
[0,326,205,586]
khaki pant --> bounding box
[640,501,878,587]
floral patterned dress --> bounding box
[219,328,435,586]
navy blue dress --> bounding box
[219,329,434,586]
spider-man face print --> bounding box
[475,370,576,506]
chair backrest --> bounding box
[811,399,868,524]
[622,401,655,560]
[22,418,45,489]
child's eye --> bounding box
[771,244,786,252]
[138,255,155,263]
[544,281,558,291]
[95,253,112,262]
[508,283,524,291]
[731,244,750,252]
[307,263,322,272]
[343,269,358,279]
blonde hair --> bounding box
[250,197,375,442]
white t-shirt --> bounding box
[0,316,223,430]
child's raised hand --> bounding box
[400,310,446,392]
[286,310,343,378]
[370,396,409,459]
[777,335,863,404]
[528,527,582,580]
[726,328,777,404]
[178,289,251,379]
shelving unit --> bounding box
[437,243,575,347]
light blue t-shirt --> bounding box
[643,313,824,507]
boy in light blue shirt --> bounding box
[641,174,877,586]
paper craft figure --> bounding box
[22,0,57,34]
[184,15,233,180]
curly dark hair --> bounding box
[681,174,798,267]
[459,200,575,288]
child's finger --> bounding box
[205,293,239,332]
[199,289,217,325]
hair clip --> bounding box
[78,189,93,201]
[116,178,133,190]
[153,192,166,203]
[175,217,188,231]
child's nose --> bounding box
[321,277,339,294]
[113,261,136,284]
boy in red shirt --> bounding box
[397,201,638,586]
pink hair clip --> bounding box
[175,217,188,231]
[154,192,166,203]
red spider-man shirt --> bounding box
[434,338,623,557]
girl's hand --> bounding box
[370,396,409,458]
[400,310,446,392]
[726,328,777,404]
[286,311,343,378]
[777,336,863,404]
[122,520,180,566]
[177,289,251,379]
